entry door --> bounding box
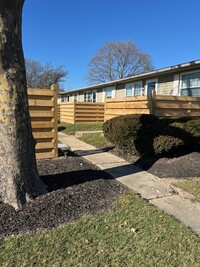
[146,80,157,96]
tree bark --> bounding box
[0,0,47,209]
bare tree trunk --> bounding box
[0,0,47,209]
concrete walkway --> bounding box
[58,132,200,237]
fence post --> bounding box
[73,100,76,124]
[104,96,107,122]
[150,89,156,115]
[51,84,58,157]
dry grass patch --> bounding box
[175,179,200,200]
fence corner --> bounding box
[51,84,58,157]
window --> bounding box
[84,91,91,102]
[61,95,69,102]
[105,87,113,98]
[181,71,200,96]
[134,82,142,96]
[125,82,142,96]
[65,95,69,102]
[84,91,96,102]
[92,91,96,102]
[74,93,78,102]
[126,83,133,97]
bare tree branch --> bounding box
[25,58,68,92]
[86,41,154,85]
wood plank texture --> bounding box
[154,95,200,117]
[104,94,200,121]
[60,102,104,124]
[28,87,58,159]
[104,96,150,121]
[60,94,200,125]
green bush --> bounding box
[185,120,200,147]
[153,135,184,155]
[103,114,200,156]
[103,114,158,155]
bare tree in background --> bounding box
[25,58,68,92]
[86,41,154,84]
[0,0,47,209]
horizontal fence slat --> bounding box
[31,121,54,128]
[155,95,200,102]
[36,152,54,160]
[106,96,148,102]
[36,142,54,150]
[28,88,54,96]
[106,102,149,109]
[33,132,54,139]
[155,102,200,109]
[76,114,104,118]
[28,99,54,107]
[154,109,200,117]
[75,102,104,106]
[30,111,54,118]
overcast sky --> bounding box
[23,0,200,90]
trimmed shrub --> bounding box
[185,119,200,147]
[103,114,200,156]
[103,114,159,155]
[153,135,184,155]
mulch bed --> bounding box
[0,156,128,238]
[111,148,200,179]
[1,147,199,239]
[134,151,200,179]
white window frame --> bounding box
[92,90,97,102]
[125,82,134,97]
[103,86,115,99]
[145,79,158,96]
[61,95,69,102]
[179,70,200,96]
[73,93,79,102]
[84,90,96,102]
[125,81,143,97]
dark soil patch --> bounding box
[111,148,200,179]
[0,156,128,238]
[134,152,200,178]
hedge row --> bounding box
[103,114,200,156]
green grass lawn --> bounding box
[1,193,200,267]
[79,133,109,148]
[58,123,103,135]
[175,179,200,200]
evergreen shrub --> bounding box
[103,114,200,156]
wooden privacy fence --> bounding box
[60,101,104,124]
[104,91,200,121]
[57,104,60,118]
[104,96,150,121]
[28,84,58,159]
[153,94,200,117]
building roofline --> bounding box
[60,59,200,95]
